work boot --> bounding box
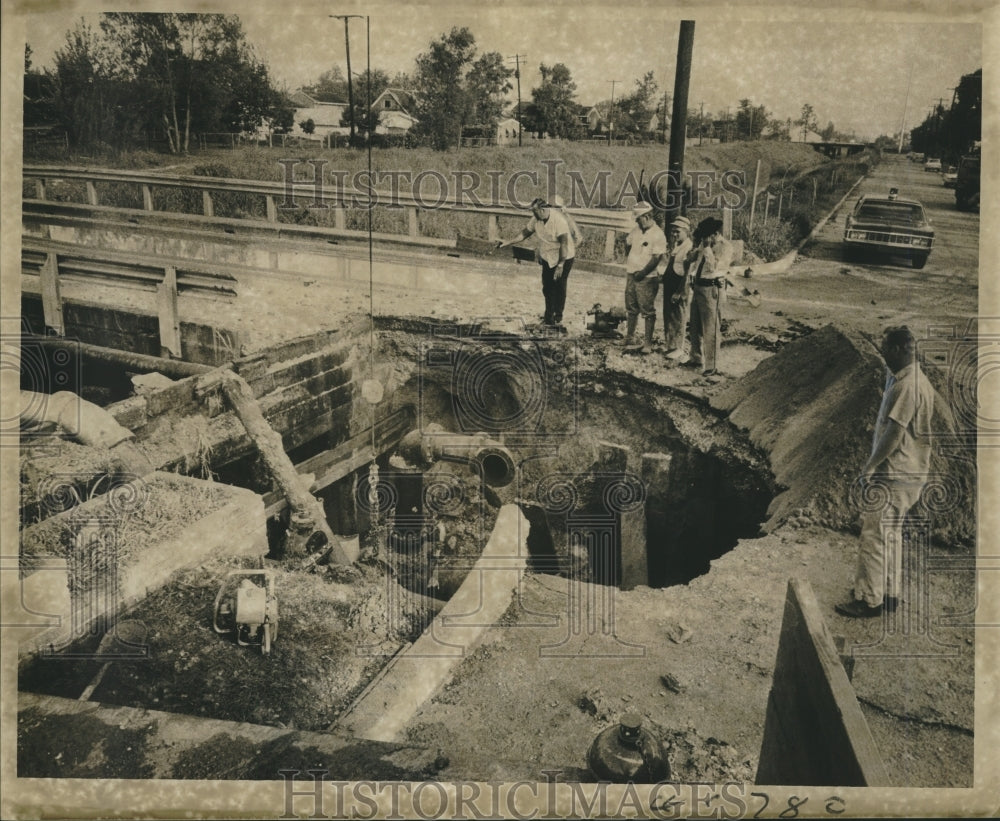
[638,316,656,354]
[622,315,639,348]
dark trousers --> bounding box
[540,258,574,323]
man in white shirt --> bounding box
[662,215,694,359]
[623,202,667,354]
[498,197,575,327]
[836,326,936,618]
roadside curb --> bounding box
[744,173,869,278]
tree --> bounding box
[687,107,713,143]
[313,66,349,101]
[339,68,390,137]
[24,43,57,128]
[527,62,582,139]
[411,27,512,149]
[50,20,138,148]
[268,90,296,134]
[735,98,768,140]
[99,13,275,153]
[467,52,513,129]
[614,71,658,137]
[300,118,315,135]
[797,103,817,140]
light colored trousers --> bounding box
[854,481,924,606]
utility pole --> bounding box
[661,91,670,143]
[666,21,694,218]
[897,62,914,154]
[699,100,704,146]
[507,55,527,146]
[608,80,620,145]
[331,15,364,144]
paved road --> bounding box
[751,153,979,339]
[802,153,979,282]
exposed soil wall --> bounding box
[712,324,975,548]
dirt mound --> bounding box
[711,324,974,547]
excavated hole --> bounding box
[18,328,778,737]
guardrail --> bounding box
[23,164,633,260]
[21,236,239,358]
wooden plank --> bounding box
[408,206,419,238]
[334,206,346,230]
[604,228,617,260]
[202,190,214,217]
[755,579,889,786]
[156,265,181,358]
[619,449,646,590]
[39,253,64,335]
[487,214,498,241]
[266,195,277,222]
[142,184,154,211]
[35,178,46,200]
[85,181,98,206]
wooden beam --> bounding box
[755,578,889,786]
[262,409,412,518]
[156,265,181,358]
[39,253,64,335]
[202,190,214,218]
[142,184,154,211]
[86,181,99,206]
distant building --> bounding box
[370,88,420,134]
[496,117,522,145]
[290,88,348,139]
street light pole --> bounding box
[331,14,364,144]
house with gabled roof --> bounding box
[370,88,420,134]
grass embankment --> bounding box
[24,140,873,261]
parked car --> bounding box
[955,153,980,211]
[924,158,942,172]
[910,152,926,163]
[843,189,934,269]
[942,166,958,188]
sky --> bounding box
[21,3,982,141]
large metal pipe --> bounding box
[397,423,516,488]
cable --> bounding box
[366,14,376,461]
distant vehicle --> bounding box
[843,189,934,269]
[910,152,926,163]
[942,166,958,188]
[924,158,942,172]
[955,153,980,211]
